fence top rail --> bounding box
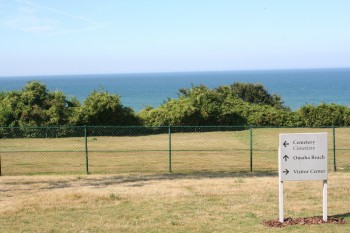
[0,125,347,130]
[0,125,248,131]
[251,126,336,129]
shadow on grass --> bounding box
[1,171,278,191]
[81,171,278,188]
[332,212,350,220]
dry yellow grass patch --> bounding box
[0,173,349,232]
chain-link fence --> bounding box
[0,126,349,176]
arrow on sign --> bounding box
[283,141,289,147]
[283,155,289,161]
[283,169,289,175]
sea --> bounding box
[0,68,350,112]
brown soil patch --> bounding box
[263,216,346,228]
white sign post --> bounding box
[279,133,328,223]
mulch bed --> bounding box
[263,216,346,228]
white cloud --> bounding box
[19,0,100,26]
[4,15,57,33]
[4,0,105,35]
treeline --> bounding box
[0,81,350,127]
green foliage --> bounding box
[0,81,141,127]
[140,85,247,126]
[297,103,350,126]
[230,82,287,109]
[73,90,141,126]
[245,106,300,126]
[139,84,295,126]
[0,81,79,127]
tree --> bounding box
[139,84,296,126]
[139,85,247,126]
[0,81,79,127]
[0,91,21,126]
[230,82,287,109]
[297,103,350,126]
[74,90,141,126]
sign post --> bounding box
[279,133,328,222]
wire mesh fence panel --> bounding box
[88,151,168,174]
[171,151,250,173]
[170,126,250,173]
[251,150,277,172]
[0,126,349,175]
[335,150,350,171]
[86,127,169,174]
[0,127,86,175]
[334,127,350,171]
[1,151,86,175]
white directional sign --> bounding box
[278,132,328,223]
[279,133,328,181]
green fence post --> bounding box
[84,126,89,174]
[168,125,172,173]
[250,126,253,173]
[333,125,337,172]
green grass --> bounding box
[0,173,349,232]
[0,128,349,175]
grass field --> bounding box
[1,128,350,175]
[0,173,349,232]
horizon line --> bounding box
[1,66,350,78]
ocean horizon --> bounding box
[1,68,350,112]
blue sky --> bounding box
[1,0,350,76]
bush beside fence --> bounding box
[0,126,349,176]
